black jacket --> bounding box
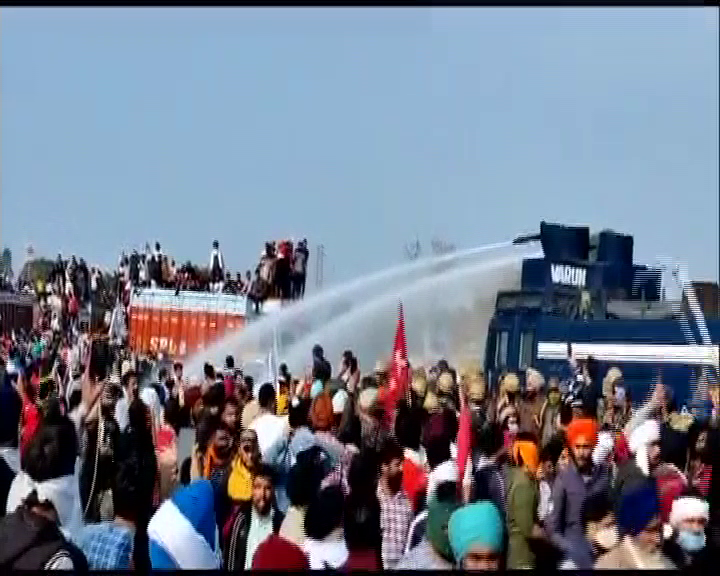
[224,502,284,570]
[0,507,88,571]
[664,536,717,571]
[0,456,16,520]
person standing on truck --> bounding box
[209,241,224,294]
[292,239,309,300]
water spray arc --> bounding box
[280,244,542,375]
[186,239,520,375]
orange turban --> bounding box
[310,392,334,431]
[512,439,539,473]
[566,418,599,448]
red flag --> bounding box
[456,382,472,499]
[384,302,410,420]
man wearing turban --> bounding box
[595,480,676,569]
[506,436,541,569]
[546,417,610,569]
[518,368,545,437]
[615,418,662,502]
[663,496,714,570]
[448,500,505,571]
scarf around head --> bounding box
[5,471,85,544]
[228,455,253,502]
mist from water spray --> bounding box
[186,239,518,375]
[280,244,541,374]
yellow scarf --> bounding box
[228,455,253,502]
[277,392,289,416]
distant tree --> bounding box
[0,247,12,282]
[18,258,55,289]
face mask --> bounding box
[677,530,706,553]
[507,422,519,434]
[594,527,619,551]
[614,387,626,405]
[548,392,560,406]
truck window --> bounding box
[496,331,509,368]
[519,331,535,370]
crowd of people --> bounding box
[116,238,309,305]
[0,334,718,571]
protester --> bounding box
[559,490,619,569]
[147,479,221,570]
[78,451,140,570]
[251,534,310,570]
[227,428,261,504]
[279,458,323,547]
[616,418,662,501]
[449,500,505,571]
[251,383,286,459]
[596,479,676,569]
[519,368,546,437]
[664,495,713,569]
[506,435,541,569]
[396,480,459,569]
[376,438,413,569]
[303,485,349,570]
[686,421,712,498]
[395,403,427,514]
[344,451,383,570]
[224,464,284,570]
[0,419,87,570]
[471,424,508,520]
[547,417,610,569]
[0,370,22,516]
[539,377,562,447]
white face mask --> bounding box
[594,527,619,551]
[507,421,519,434]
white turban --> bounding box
[592,430,615,466]
[628,419,660,476]
[525,368,546,392]
[669,497,709,528]
[426,459,458,504]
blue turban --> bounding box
[617,480,660,537]
[148,479,220,569]
[448,501,504,562]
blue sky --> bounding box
[2,7,718,285]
